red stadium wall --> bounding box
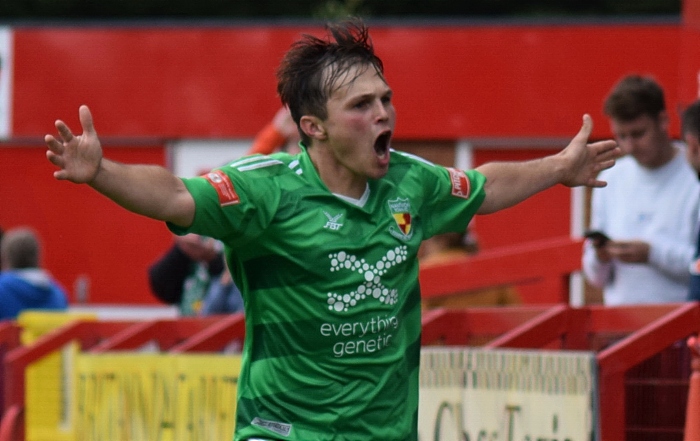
[12,23,685,140]
[0,144,173,304]
[2,17,698,305]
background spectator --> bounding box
[0,226,68,320]
[148,233,225,316]
[682,100,700,300]
[582,74,700,305]
[201,265,244,315]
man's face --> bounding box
[320,64,396,181]
[609,113,670,169]
[684,131,700,174]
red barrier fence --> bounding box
[3,304,698,441]
[425,303,699,440]
[1,234,699,440]
[420,236,583,304]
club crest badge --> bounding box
[388,197,413,240]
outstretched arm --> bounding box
[475,114,620,214]
[45,105,195,227]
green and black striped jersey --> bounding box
[169,146,486,441]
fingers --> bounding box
[50,105,94,144]
[55,120,74,143]
[79,105,96,136]
[588,159,616,186]
[45,150,68,180]
[591,140,621,177]
[592,139,620,157]
[587,178,608,188]
[597,159,616,173]
[45,142,69,180]
[576,116,620,159]
[45,105,95,182]
[45,148,61,166]
[44,134,63,154]
[582,113,593,131]
[575,114,593,141]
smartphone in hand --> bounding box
[584,230,611,246]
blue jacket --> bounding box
[690,218,700,300]
[690,256,700,301]
[0,269,68,320]
[202,277,244,315]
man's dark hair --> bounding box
[0,227,40,270]
[682,99,700,138]
[603,74,666,122]
[276,17,384,146]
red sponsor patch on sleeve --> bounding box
[447,167,471,199]
[203,170,240,206]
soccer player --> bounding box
[45,18,619,441]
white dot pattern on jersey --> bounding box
[326,246,408,312]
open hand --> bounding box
[559,114,621,188]
[45,105,103,184]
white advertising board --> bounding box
[419,348,598,441]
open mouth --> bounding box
[374,131,392,158]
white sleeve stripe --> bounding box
[393,150,435,166]
[228,156,272,168]
[237,159,284,171]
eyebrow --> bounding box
[349,87,393,102]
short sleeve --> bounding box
[167,167,279,245]
[420,167,486,239]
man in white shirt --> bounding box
[582,74,700,305]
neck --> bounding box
[307,147,368,199]
[656,141,677,167]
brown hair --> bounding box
[0,227,40,270]
[276,17,384,146]
[603,74,666,122]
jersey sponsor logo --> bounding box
[323,247,407,358]
[447,167,471,199]
[387,197,413,240]
[326,246,407,312]
[323,211,344,230]
[204,170,240,206]
[250,417,292,437]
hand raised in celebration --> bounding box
[45,105,103,184]
[558,114,621,188]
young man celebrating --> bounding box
[45,18,618,441]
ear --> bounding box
[300,115,327,141]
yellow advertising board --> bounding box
[74,353,241,441]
